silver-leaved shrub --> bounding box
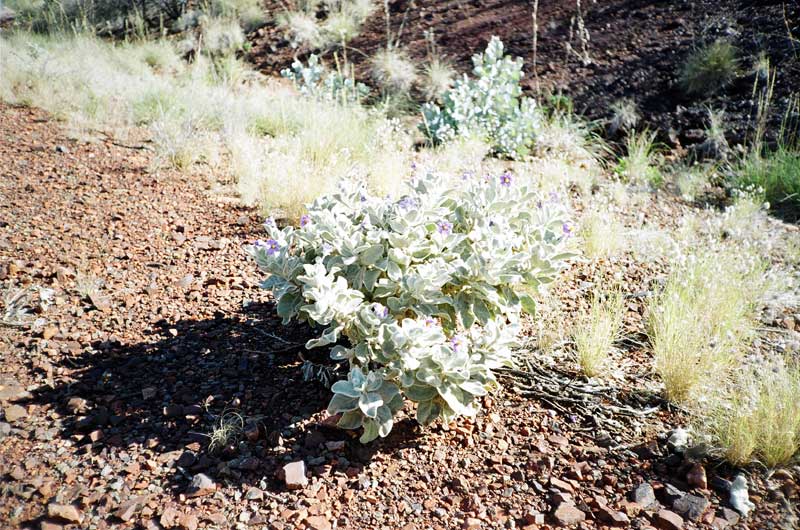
[421,37,540,159]
[281,54,370,104]
[250,171,573,442]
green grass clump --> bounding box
[680,40,739,96]
[615,130,661,186]
[735,146,800,213]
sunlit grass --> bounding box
[648,248,765,403]
[702,359,800,467]
[574,290,624,377]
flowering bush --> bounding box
[421,37,540,159]
[281,54,370,104]
[250,171,573,442]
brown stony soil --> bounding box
[1,100,799,530]
[249,0,799,148]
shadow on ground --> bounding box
[30,302,423,497]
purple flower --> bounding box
[460,170,476,181]
[549,191,560,202]
[372,304,389,319]
[299,214,310,227]
[256,238,281,255]
[410,161,417,170]
[436,220,453,235]
[263,217,276,229]
[499,172,513,187]
[398,196,417,210]
[424,317,436,327]
[562,222,572,237]
[450,335,466,353]
[322,242,334,255]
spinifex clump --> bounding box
[250,171,573,442]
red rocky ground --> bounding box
[1,102,798,530]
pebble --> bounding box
[283,460,308,490]
[186,473,216,498]
[47,503,83,524]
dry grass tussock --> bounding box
[0,30,416,218]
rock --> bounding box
[719,507,740,527]
[654,509,684,530]
[729,474,754,517]
[176,512,198,530]
[550,477,575,494]
[673,493,709,521]
[325,440,346,451]
[0,422,10,440]
[185,473,216,498]
[687,463,708,490]
[66,397,86,414]
[4,404,27,422]
[160,505,179,527]
[660,484,686,505]
[283,460,307,490]
[163,404,183,417]
[55,145,68,153]
[463,517,482,529]
[632,483,657,508]
[306,516,332,530]
[114,498,143,522]
[553,503,585,526]
[595,502,630,527]
[47,503,83,524]
[142,387,157,400]
[245,487,264,500]
[0,377,31,402]
[667,428,690,453]
[42,325,59,340]
[243,422,259,442]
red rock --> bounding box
[595,502,630,527]
[463,517,482,529]
[686,463,707,490]
[283,460,308,490]
[114,498,142,522]
[550,477,575,494]
[47,503,83,524]
[176,512,198,530]
[553,503,585,526]
[654,509,684,530]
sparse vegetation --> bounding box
[615,130,661,186]
[702,359,800,467]
[580,207,624,259]
[648,248,765,403]
[574,290,624,377]
[370,47,418,93]
[680,40,739,96]
[608,98,639,135]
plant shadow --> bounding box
[29,301,424,499]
